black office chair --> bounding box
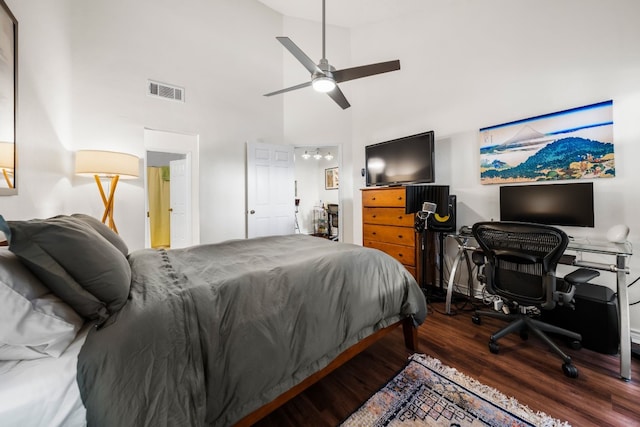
[470,221,600,378]
[326,204,339,241]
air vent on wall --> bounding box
[147,80,184,102]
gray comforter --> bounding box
[77,234,427,426]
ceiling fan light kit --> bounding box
[312,75,336,93]
[299,148,333,161]
[264,0,400,109]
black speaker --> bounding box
[427,194,456,232]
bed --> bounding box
[0,214,427,426]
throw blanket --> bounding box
[77,235,427,426]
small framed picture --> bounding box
[325,167,339,190]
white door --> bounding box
[170,158,190,248]
[246,141,295,238]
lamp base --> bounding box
[94,175,120,233]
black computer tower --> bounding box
[542,283,619,355]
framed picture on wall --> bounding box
[479,100,614,184]
[0,0,17,195]
[325,167,338,190]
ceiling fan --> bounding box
[263,0,401,109]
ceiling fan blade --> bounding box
[327,85,351,110]
[333,60,400,83]
[276,37,322,75]
[264,81,313,97]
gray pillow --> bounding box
[68,213,129,257]
[0,248,84,360]
[0,215,131,324]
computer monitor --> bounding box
[500,182,594,227]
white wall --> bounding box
[2,0,285,250]
[281,17,353,239]
[346,0,640,335]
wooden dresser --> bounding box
[362,187,419,280]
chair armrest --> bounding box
[564,268,600,286]
[471,250,485,266]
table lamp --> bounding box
[75,150,139,233]
[0,141,15,189]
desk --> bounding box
[566,239,633,381]
[445,234,634,381]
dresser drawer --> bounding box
[363,224,416,246]
[364,240,416,267]
[362,187,406,207]
[363,207,414,227]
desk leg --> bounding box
[617,254,631,381]
[446,248,465,315]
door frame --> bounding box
[143,128,200,248]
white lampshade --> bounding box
[0,142,15,170]
[324,152,333,161]
[313,150,322,160]
[75,150,139,179]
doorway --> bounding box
[147,151,185,248]
[144,128,200,249]
[293,145,342,241]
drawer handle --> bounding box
[372,197,376,201]
[398,235,403,239]
[397,196,403,200]
[372,215,377,218]
[372,232,377,235]
[398,216,403,220]
[398,254,403,258]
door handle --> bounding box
[250,210,255,214]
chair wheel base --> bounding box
[563,363,579,378]
[569,339,581,350]
[489,341,499,354]
[472,315,481,325]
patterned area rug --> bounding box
[341,354,570,427]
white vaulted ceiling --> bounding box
[256,0,429,28]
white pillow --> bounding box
[0,248,84,360]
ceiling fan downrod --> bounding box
[321,0,327,61]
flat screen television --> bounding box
[500,182,594,227]
[365,131,435,186]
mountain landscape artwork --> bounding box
[479,100,614,184]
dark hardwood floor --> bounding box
[254,298,640,427]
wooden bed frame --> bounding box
[236,317,418,426]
